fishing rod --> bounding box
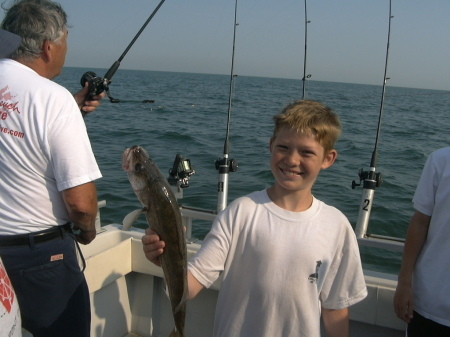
[215,0,239,213]
[352,0,393,239]
[301,0,311,99]
[80,0,166,112]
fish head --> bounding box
[123,145,149,171]
[122,145,154,194]
[123,145,176,211]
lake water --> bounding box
[56,67,450,274]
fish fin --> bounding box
[163,282,170,299]
[173,289,189,314]
[169,328,181,337]
[121,208,144,231]
[164,281,187,314]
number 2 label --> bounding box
[362,199,370,211]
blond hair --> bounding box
[272,100,341,153]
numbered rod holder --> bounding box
[215,157,238,212]
[352,168,383,238]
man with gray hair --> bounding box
[0,1,103,336]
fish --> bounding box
[122,145,188,337]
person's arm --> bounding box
[73,82,105,115]
[322,307,349,337]
[187,271,204,300]
[141,227,205,300]
[62,181,98,244]
[394,210,431,322]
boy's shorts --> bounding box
[408,311,450,337]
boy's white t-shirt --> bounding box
[189,189,367,337]
[0,59,102,234]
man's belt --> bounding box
[0,223,72,246]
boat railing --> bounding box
[104,187,406,254]
[179,205,217,243]
[358,235,404,252]
[178,204,405,253]
[95,199,107,233]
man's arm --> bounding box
[394,210,431,322]
[62,181,98,244]
[322,307,349,337]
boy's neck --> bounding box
[266,186,313,212]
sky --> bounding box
[1,0,449,90]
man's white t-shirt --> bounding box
[189,190,367,337]
[0,59,102,234]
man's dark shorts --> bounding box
[0,228,90,337]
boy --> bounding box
[142,100,367,337]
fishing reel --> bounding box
[80,71,110,97]
[168,154,195,188]
[352,168,382,190]
[80,71,120,103]
[215,157,238,174]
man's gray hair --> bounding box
[1,0,67,60]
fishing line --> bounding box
[80,0,166,109]
[352,0,393,238]
[215,0,239,213]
